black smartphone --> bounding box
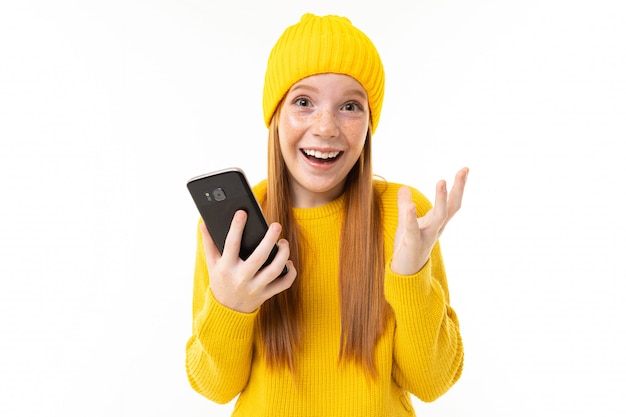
[187,167,287,277]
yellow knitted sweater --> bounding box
[185,180,463,416]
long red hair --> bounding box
[258,105,390,377]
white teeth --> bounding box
[303,149,340,159]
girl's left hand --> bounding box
[391,167,469,276]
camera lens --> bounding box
[212,188,226,201]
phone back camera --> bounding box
[212,188,226,201]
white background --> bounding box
[1,0,624,416]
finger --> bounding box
[432,179,449,227]
[245,222,283,273]
[398,186,418,232]
[447,167,469,217]
[396,186,413,231]
[264,259,297,298]
[396,186,420,242]
[221,210,247,263]
[255,237,291,285]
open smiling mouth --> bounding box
[301,149,343,163]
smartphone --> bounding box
[187,167,287,277]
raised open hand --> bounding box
[390,167,469,276]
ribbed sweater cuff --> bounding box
[194,290,258,342]
[384,259,444,308]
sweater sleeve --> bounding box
[185,220,258,404]
[380,183,463,402]
[385,241,463,402]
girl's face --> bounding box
[277,73,370,208]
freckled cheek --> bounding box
[285,110,308,125]
[342,119,369,144]
[278,113,307,143]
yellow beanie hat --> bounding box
[262,13,385,134]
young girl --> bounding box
[186,13,469,416]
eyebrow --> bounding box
[344,89,368,99]
[290,84,367,100]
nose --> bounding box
[313,108,340,138]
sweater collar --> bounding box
[252,179,345,221]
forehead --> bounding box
[289,73,368,98]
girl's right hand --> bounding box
[200,210,297,313]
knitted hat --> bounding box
[262,13,385,134]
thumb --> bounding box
[396,186,417,233]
